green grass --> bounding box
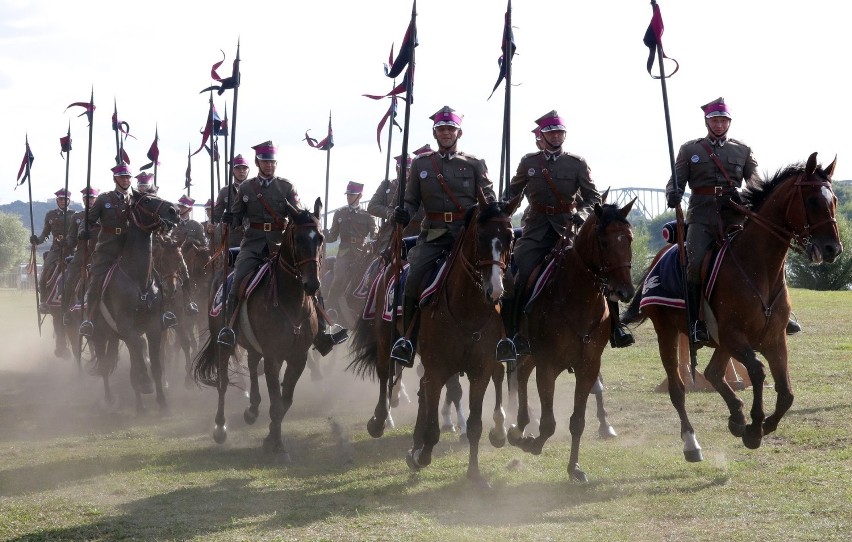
[0,288,851,541]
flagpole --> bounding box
[503,0,513,200]
[222,101,229,194]
[153,125,159,188]
[222,38,241,341]
[323,111,332,231]
[208,90,215,210]
[24,135,42,335]
[649,0,696,379]
[186,144,192,198]
[61,122,72,319]
[383,93,396,184]
[112,99,121,166]
[80,89,95,353]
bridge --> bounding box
[609,187,691,220]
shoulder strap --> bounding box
[699,141,736,188]
[537,154,572,208]
[428,154,465,213]
[249,180,287,228]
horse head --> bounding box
[466,189,521,304]
[578,196,636,303]
[155,240,185,299]
[281,197,324,295]
[131,193,179,234]
[800,153,842,263]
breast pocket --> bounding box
[727,155,746,179]
[452,169,474,189]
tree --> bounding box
[0,211,29,273]
[787,212,852,290]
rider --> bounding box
[63,187,100,315]
[368,146,429,251]
[324,181,377,315]
[213,153,250,250]
[217,140,346,355]
[201,199,215,240]
[172,196,207,248]
[135,172,157,195]
[665,97,803,344]
[31,188,75,313]
[79,164,136,336]
[504,110,634,354]
[389,106,499,367]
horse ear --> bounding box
[620,197,637,219]
[594,203,603,219]
[806,152,819,175]
[600,187,610,203]
[313,197,323,220]
[477,187,488,207]
[825,155,837,180]
[504,191,524,216]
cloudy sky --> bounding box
[2,0,849,215]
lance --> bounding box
[61,122,72,319]
[207,90,216,213]
[499,0,513,199]
[390,0,417,366]
[23,134,42,335]
[383,93,396,185]
[112,99,122,166]
[80,89,95,355]
[648,0,697,379]
[323,111,332,231]
[153,125,159,187]
[186,143,192,198]
[222,38,241,337]
[221,101,229,193]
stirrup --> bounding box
[79,320,94,337]
[327,323,349,345]
[162,311,177,328]
[390,337,415,368]
[217,327,236,348]
[691,321,710,345]
[495,338,517,363]
[312,333,335,357]
[785,319,802,335]
[610,325,635,348]
[512,333,532,356]
[185,301,199,315]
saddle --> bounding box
[209,260,273,318]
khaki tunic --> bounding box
[213,183,246,248]
[667,136,758,281]
[86,190,132,277]
[36,207,75,282]
[64,210,100,303]
[326,205,377,303]
[368,178,423,250]
[402,151,495,298]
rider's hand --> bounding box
[570,213,585,227]
[78,230,91,241]
[29,235,39,245]
[393,206,411,227]
[667,192,683,209]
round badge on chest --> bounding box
[105,202,112,209]
[528,168,535,176]
[243,195,249,202]
[419,170,427,179]
[691,154,700,163]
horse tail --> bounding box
[346,316,378,379]
[90,337,121,378]
[191,334,219,387]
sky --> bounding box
[2,0,850,218]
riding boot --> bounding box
[216,286,239,348]
[608,299,635,348]
[79,275,103,337]
[312,295,349,357]
[390,295,418,367]
[510,288,532,356]
[687,281,709,346]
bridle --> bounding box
[131,195,175,234]
[276,213,323,280]
[457,211,513,290]
[574,215,633,291]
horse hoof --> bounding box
[406,449,428,471]
[569,466,589,483]
[742,429,763,450]
[243,408,258,425]
[441,423,456,433]
[507,425,524,447]
[728,419,747,437]
[213,425,227,444]
[599,424,618,439]
[489,428,506,448]
[458,432,469,444]
[367,416,385,438]
[683,449,704,462]
[467,473,492,490]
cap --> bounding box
[80,187,100,197]
[430,106,463,129]
[177,195,195,207]
[252,141,278,160]
[111,163,132,177]
[344,181,364,195]
[394,153,412,167]
[701,97,731,119]
[54,188,71,198]
[413,143,433,155]
[532,127,542,140]
[135,172,154,186]
[232,153,250,167]
[534,110,567,133]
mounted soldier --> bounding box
[368,146,429,251]
[504,110,634,355]
[172,195,206,248]
[135,172,157,195]
[63,187,100,315]
[31,188,75,313]
[202,199,215,239]
[212,153,250,250]
[324,181,377,316]
[389,106,499,366]
[216,140,346,355]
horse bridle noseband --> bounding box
[131,196,174,233]
[458,215,514,287]
[276,215,322,280]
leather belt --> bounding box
[426,211,466,223]
[691,186,739,196]
[529,201,575,215]
[249,222,284,231]
[54,235,64,241]
[104,226,127,235]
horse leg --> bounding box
[652,316,703,462]
[567,366,602,483]
[464,364,493,489]
[516,360,558,456]
[307,348,323,381]
[592,373,618,439]
[146,329,168,411]
[713,343,768,449]
[488,364,507,448]
[703,347,748,438]
[442,373,464,437]
[508,356,535,447]
[243,350,262,425]
[407,368,445,471]
[123,334,152,414]
[52,315,69,359]
[212,344,230,444]
[390,362,410,408]
[367,353,392,438]
[261,356,286,457]
[268,353,307,464]
[761,342,793,436]
[177,324,193,390]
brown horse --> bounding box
[505,198,636,482]
[154,237,196,387]
[88,193,179,412]
[349,191,521,487]
[193,198,324,462]
[622,153,842,460]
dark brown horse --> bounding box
[88,193,179,412]
[193,198,324,462]
[154,237,195,387]
[349,191,521,487]
[506,198,636,482]
[622,153,842,459]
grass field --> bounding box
[1,288,850,541]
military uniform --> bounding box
[326,197,377,305]
[64,207,101,306]
[35,206,76,303]
[213,183,246,248]
[368,178,423,250]
[173,217,206,247]
[86,190,132,279]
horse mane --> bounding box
[595,202,630,231]
[742,162,829,212]
[289,207,318,226]
[464,201,502,228]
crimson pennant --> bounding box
[15,141,35,188]
[643,2,679,78]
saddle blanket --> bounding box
[638,243,729,310]
[209,261,271,317]
[525,257,559,310]
[361,259,449,322]
[353,257,383,299]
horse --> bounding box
[88,193,180,413]
[505,198,636,482]
[154,237,195,387]
[193,198,324,462]
[349,191,522,488]
[622,153,842,460]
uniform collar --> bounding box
[543,148,563,161]
[707,136,728,147]
[437,151,457,161]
